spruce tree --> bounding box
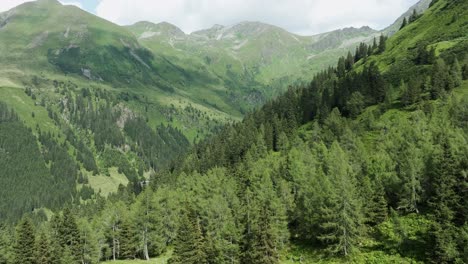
[170,208,207,264]
[0,223,13,264]
[398,142,423,213]
[59,208,82,263]
[253,205,279,264]
[119,219,138,259]
[35,231,52,264]
[319,142,363,256]
[450,58,462,87]
[431,59,449,99]
[400,17,408,30]
[462,62,468,80]
[13,217,36,264]
[370,180,388,225]
[409,9,419,23]
[378,34,387,54]
[345,51,354,71]
[427,139,462,262]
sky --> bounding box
[0,0,420,35]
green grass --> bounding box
[0,86,61,136]
[101,250,172,264]
[87,168,129,196]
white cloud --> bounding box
[96,0,420,35]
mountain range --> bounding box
[0,0,434,218]
[0,0,467,263]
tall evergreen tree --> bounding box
[427,139,462,263]
[450,58,462,87]
[119,219,138,259]
[0,223,13,264]
[400,17,408,30]
[319,143,364,256]
[398,143,423,213]
[170,208,207,264]
[378,34,387,54]
[58,208,82,263]
[35,231,52,264]
[13,217,36,264]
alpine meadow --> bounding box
[0,0,467,263]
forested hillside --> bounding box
[0,0,407,221]
[0,0,466,263]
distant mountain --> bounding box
[382,0,432,36]
[0,0,439,220]
[127,20,378,100]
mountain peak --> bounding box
[128,21,185,40]
[36,0,61,6]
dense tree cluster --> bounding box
[0,103,68,221]
[1,0,467,263]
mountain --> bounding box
[2,0,466,263]
[0,0,441,221]
[126,20,379,114]
[382,0,432,36]
[1,0,467,263]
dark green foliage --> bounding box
[169,208,207,264]
[409,9,421,23]
[415,43,436,65]
[426,138,465,263]
[13,217,35,264]
[400,17,408,30]
[119,219,139,259]
[1,1,467,264]
[35,231,53,264]
[124,118,190,170]
[0,102,70,222]
[463,63,468,80]
[378,34,387,54]
[56,208,82,263]
[0,223,13,264]
[318,143,364,256]
[430,59,452,99]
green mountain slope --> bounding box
[127,21,378,99]
[0,0,450,222]
[1,0,466,263]
[381,0,432,36]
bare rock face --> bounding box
[27,31,49,49]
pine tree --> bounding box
[119,219,138,259]
[400,17,408,30]
[35,231,52,264]
[13,217,36,264]
[370,180,388,225]
[252,205,279,264]
[0,223,13,264]
[427,139,462,262]
[319,142,364,256]
[431,59,449,99]
[61,247,75,264]
[409,9,419,23]
[59,208,82,263]
[398,143,423,213]
[132,187,165,260]
[378,34,387,54]
[450,58,462,87]
[170,208,207,264]
[345,51,354,71]
[337,57,346,78]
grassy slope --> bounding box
[127,21,379,103]
[359,0,467,73]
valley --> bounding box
[0,0,467,263]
